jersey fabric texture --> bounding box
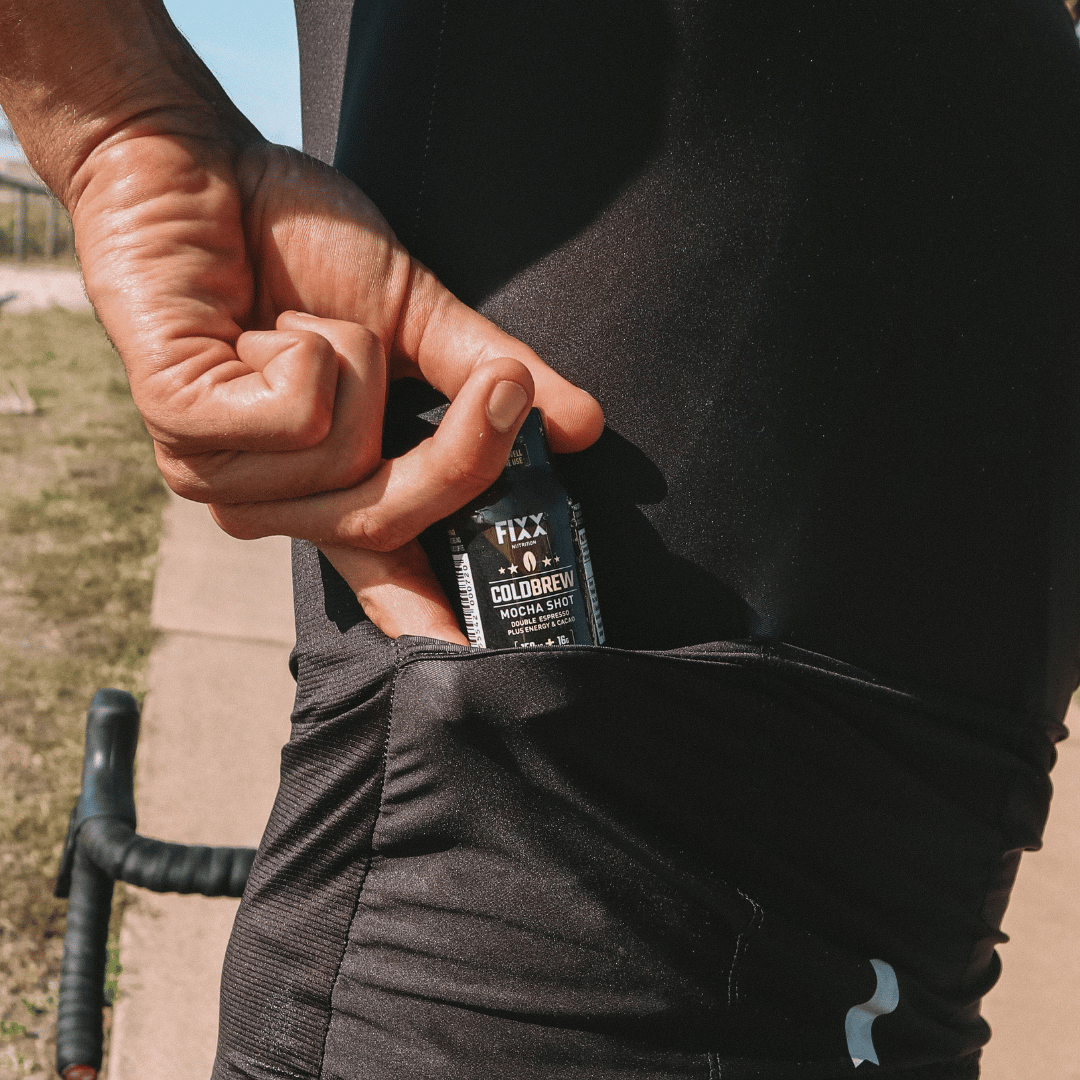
[213,2,1080,1077]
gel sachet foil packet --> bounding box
[444,408,604,649]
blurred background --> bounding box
[0,4,301,1076]
[0,0,302,263]
[1,4,1078,1079]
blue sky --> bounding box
[0,0,302,159]
[162,0,302,148]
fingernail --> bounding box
[487,381,529,433]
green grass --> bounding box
[0,308,166,1076]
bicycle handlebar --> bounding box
[78,817,255,896]
[54,690,257,1080]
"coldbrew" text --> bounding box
[490,570,575,604]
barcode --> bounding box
[452,549,487,648]
[571,502,605,645]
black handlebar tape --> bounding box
[55,690,140,902]
[55,830,252,1076]
[55,847,113,1079]
[79,817,255,897]
[54,689,257,1077]
[76,689,139,829]
[55,690,138,1078]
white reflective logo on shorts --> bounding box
[845,958,899,1067]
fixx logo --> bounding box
[493,515,547,544]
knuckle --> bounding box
[348,512,407,554]
[284,403,333,449]
[359,447,383,480]
[165,476,209,502]
[337,441,382,489]
[153,445,242,503]
[354,325,384,356]
[209,505,260,541]
[154,456,210,503]
[443,455,501,494]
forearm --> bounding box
[0,0,259,208]
[0,0,602,647]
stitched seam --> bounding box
[708,1050,719,1080]
[315,640,402,1079]
[726,930,744,1007]
[727,888,762,1008]
[392,641,943,724]
[413,0,450,234]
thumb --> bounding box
[391,262,605,454]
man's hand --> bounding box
[76,135,602,642]
[0,0,603,642]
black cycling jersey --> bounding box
[212,3,1080,1077]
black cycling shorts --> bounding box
[212,1,1080,1076]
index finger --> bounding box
[211,355,536,549]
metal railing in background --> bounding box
[0,172,63,260]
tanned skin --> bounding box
[0,0,604,642]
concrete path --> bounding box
[107,493,294,1080]
[0,262,292,1077]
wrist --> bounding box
[0,0,261,208]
